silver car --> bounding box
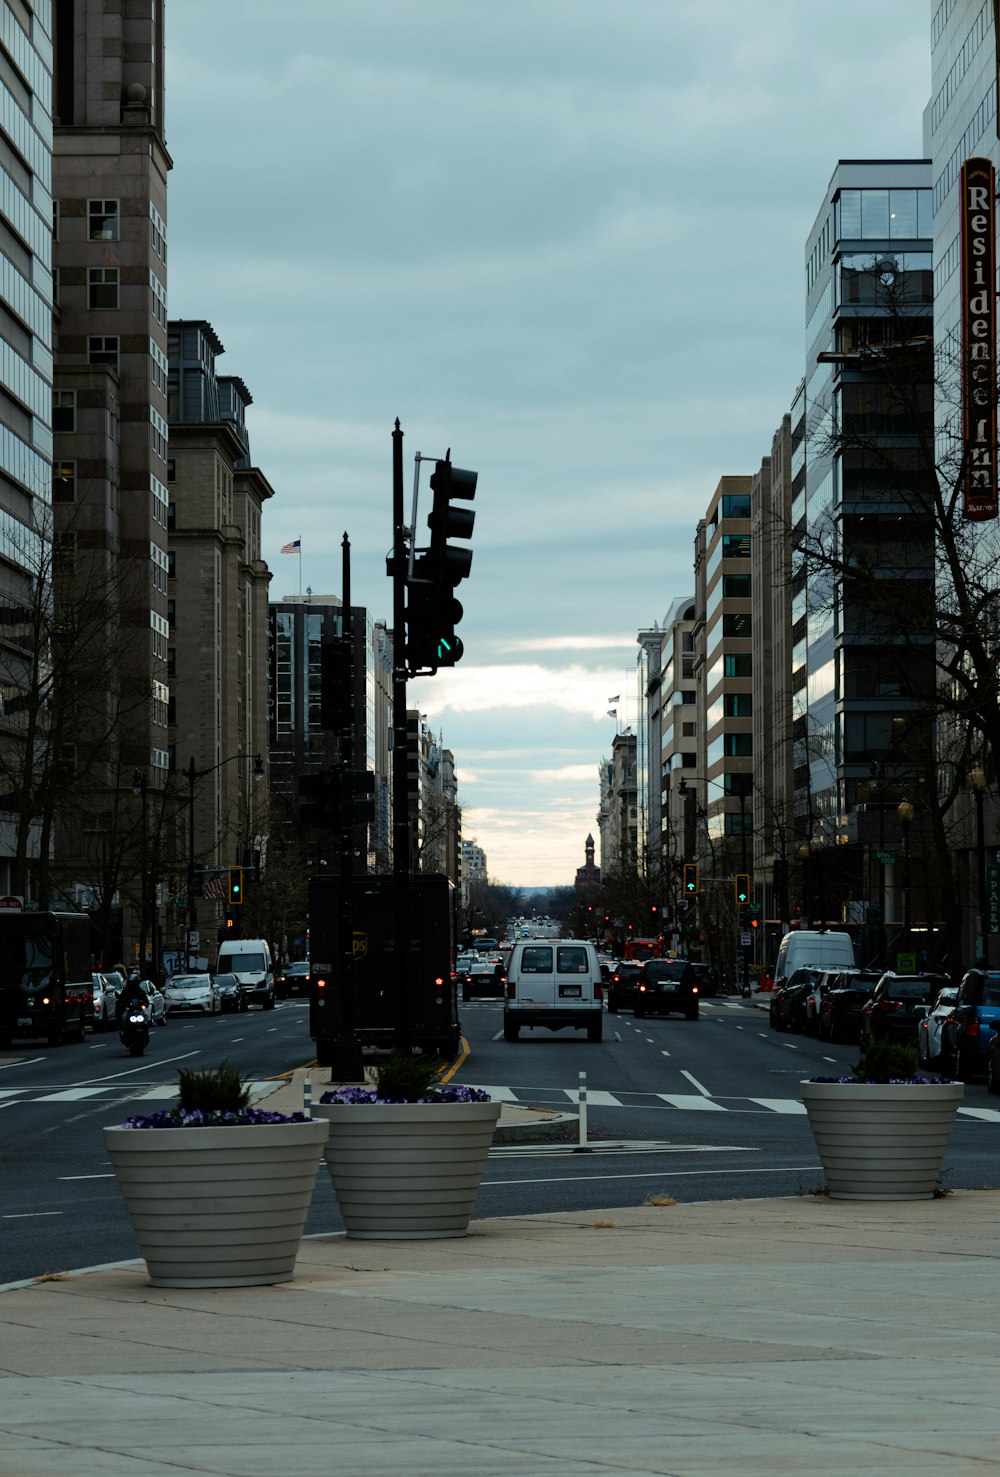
[88,972,118,1031]
[163,973,220,1016]
[917,987,959,1069]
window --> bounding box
[88,199,118,241]
[521,947,553,974]
[722,612,752,638]
[721,493,751,518]
[166,599,175,628]
[53,390,75,433]
[556,946,588,973]
[53,530,75,563]
[722,574,751,599]
[724,654,752,678]
[52,199,58,240]
[52,461,75,503]
[722,533,750,559]
[88,268,119,310]
[167,551,175,578]
[88,335,118,369]
[724,693,753,718]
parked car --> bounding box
[87,972,118,1032]
[772,929,855,993]
[817,971,883,1042]
[802,968,845,1036]
[276,960,310,998]
[634,959,699,1020]
[459,957,506,1002]
[137,979,166,1026]
[212,971,248,1013]
[860,972,946,1047]
[606,962,644,1013]
[163,973,221,1016]
[940,969,1000,1079]
[916,986,959,1070]
[770,969,824,1033]
[688,962,719,999]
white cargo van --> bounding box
[215,937,274,1010]
[503,939,604,1042]
[773,930,855,991]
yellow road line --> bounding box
[437,1036,470,1084]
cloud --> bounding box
[412,663,628,717]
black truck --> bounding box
[308,873,460,1064]
[0,910,92,1047]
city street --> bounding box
[4,995,1000,1286]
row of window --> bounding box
[929,2,988,137]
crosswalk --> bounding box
[0,1080,278,1107]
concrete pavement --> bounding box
[2,1066,1000,1474]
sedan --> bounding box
[606,962,643,1013]
[134,980,166,1026]
[916,986,959,1070]
[163,974,221,1016]
[860,974,943,1046]
[212,972,248,1013]
[275,961,310,998]
[88,972,118,1031]
[460,959,505,1002]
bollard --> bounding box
[302,1071,312,1119]
[572,1069,592,1153]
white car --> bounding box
[163,973,221,1016]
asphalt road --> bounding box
[3,994,999,1284]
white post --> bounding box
[573,1070,592,1153]
[302,1072,312,1119]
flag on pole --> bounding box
[280,538,301,554]
[607,693,620,704]
[607,708,617,718]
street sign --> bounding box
[0,895,23,911]
[896,951,916,974]
[189,930,200,950]
[875,850,897,866]
[740,932,752,947]
[988,864,1000,935]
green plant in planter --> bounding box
[851,1038,921,1082]
[372,1051,446,1102]
[177,1060,252,1114]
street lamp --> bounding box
[897,799,915,954]
[797,841,811,923]
[186,752,265,968]
[969,768,989,967]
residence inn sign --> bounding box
[960,156,998,520]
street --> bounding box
[4,995,1000,1285]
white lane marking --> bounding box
[645,1038,654,1044]
[957,1107,1000,1121]
[482,1165,821,1190]
[681,1070,711,1097]
[0,1056,45,1070]
[656,1093,726,1112]
[613,1032,621,1042]
[748,1098,808,1115]
[660,1049,670,1058]
[821,1056,837,1063]
[67,1051,201,1087]
[782,1043,799,1050]
[2,1211,62,1219]
[461,1084,518,1102]
[230,1038,245,1043]
[59,1173,114,1180]
[491,1031,503,1042]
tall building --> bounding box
[635,626,663,886]
[50,0,170,960]
[658,594,697,875]
[166,319,271,957]
[0,2,52,899]
[796,160,933,930]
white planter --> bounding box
[313,1100,502,1239]
[800,1080,964,1201]
[103,1119,330,1287]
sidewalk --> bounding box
[4,1168,1000,1474]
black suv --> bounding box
[606,962,643,1013]
[635,960,699,1020]
[860,972,950,1047]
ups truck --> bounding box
[308,873,460,1064]
[0,910,92,1047]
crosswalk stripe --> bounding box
[462,1084,519,1102]
[562,1088,622,1107]
[957,1106,1000,1121]
[34,1088,107,1101]
[656,1093,726,1112]
[748,1098,807,1115]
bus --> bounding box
[623,936,663,962]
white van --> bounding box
[503,938,604,1043]
[215,937,274,1010]
[773,930,855,991]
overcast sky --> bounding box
[165,1,930,888]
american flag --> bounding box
[281,538,301,554]
[202,874,228,901]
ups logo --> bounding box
[352,932,367,959]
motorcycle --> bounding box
[119,1005,151,1057]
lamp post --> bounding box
[131,769,147,970]
[798,842,811,922]
[186,752,265,968]
[897,799,914,957]
[969,768,989,966]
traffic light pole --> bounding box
[331,532,365,1082]
[392,419,412,1050]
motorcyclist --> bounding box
[116,970,149,1029]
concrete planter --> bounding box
[800,1080,964,1201]
[313,1099,502,1239]
[103,1119,330,1287]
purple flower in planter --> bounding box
[808,1075,954,1085]
[120,1107,310,1129]
[320,1086,492,1105]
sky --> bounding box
[164,0,931,888]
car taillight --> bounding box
[879,999,893,1012]
[316,978,326,989]
[692,985,699,995]
[966,1017,979,1037]
[638,983,646,993]
[595,982,603,1000]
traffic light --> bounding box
[683,863,698,895]
[227,867,243,906]
[735,873,750,906]
[407,456,478,674]
[320,636,352,731]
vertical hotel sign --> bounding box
[961,157,998,520]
